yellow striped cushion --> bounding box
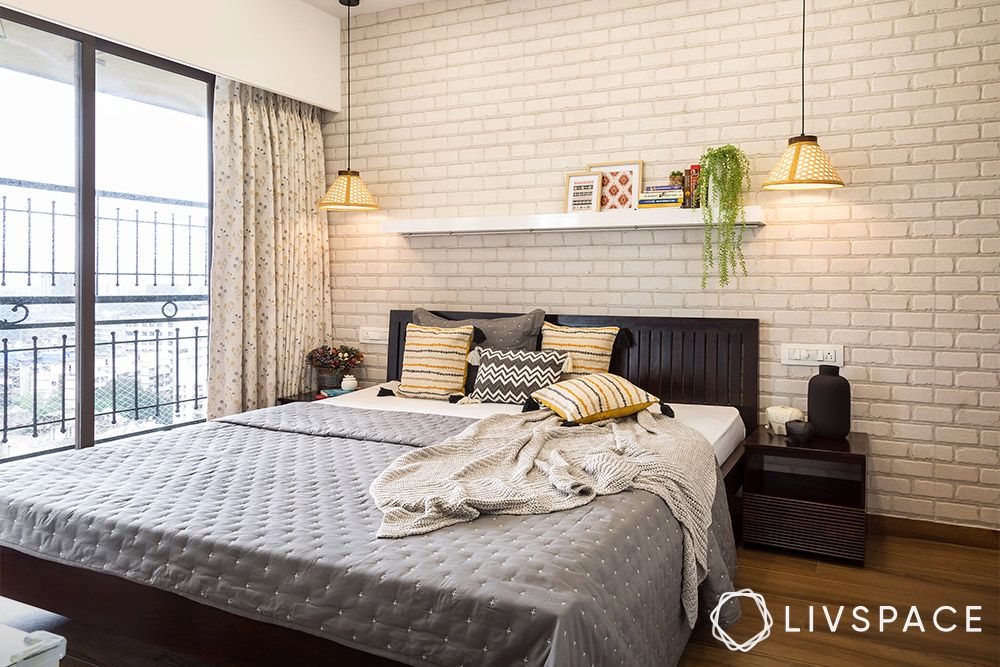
[397,323,474,400]
[531,373,658,424]
[540,322,619,379]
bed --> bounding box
[325,386,747,470]
[0,311,759,666]
[386,311,758,514]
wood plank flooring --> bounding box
[2,532,997,666]
[682,532,999,667]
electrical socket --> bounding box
[359,327,389,344]
[780,343,845,367]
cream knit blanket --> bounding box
[369,409,719,627]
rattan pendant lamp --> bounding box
[762,0,845,190]
[319,0,378,211]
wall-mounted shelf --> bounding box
[380,206,764,236]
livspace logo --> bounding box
[711,589,774,651]
[711,589,984,652]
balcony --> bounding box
[0,177,209,460]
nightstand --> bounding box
[276,392,323,405]
[742,429,868,565]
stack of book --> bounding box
[317,388,356,398]
[686,164,701,208]
[637,183,683,208]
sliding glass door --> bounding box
[94,52,210,441]
[0,10,213,459]
[0,20,80,459]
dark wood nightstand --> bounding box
[742,428,868,565]
[276,392,322,405]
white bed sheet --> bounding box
[321,386,745,465]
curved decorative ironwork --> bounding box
[0,303,28,326]
[161,301,179,318]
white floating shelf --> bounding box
[380,206,764,236]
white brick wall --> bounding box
[322,0,1000,529]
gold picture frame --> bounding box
[564,171,602,212]
[588,160,644,211]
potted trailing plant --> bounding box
[306,344,364,390]
[697,144,751,288]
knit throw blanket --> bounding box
[369,409,719,627]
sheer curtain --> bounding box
[207,79,332,418]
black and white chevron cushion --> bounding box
[470,348,568,404]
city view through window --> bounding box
[1,20,210,459]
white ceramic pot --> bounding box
[341,375,359,391]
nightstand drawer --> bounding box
[744,493,865,563]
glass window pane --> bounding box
[0,20,79,459]
[94,52,209,442]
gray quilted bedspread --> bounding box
[0,402,739,667]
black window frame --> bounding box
[0,7,214,453]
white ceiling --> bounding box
[302,0,426,18]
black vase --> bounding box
[808,365,851,440]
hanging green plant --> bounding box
[697,145,751,288]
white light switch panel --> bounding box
[359,327,389,344]
[780,343,844,367]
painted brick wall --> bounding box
[321,0,1000,528]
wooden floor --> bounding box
[682,532,1000,667]
[2,533,997,667]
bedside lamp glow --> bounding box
[318,0,378,212]
[762,135,844,190]
[319,169,378,211]
[762,0,844,191]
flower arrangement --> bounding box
[306,344,365,371]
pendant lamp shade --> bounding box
[762,135,844,190]
[319,169,378,211]
[764,0,845,191]
[319,0,378,212]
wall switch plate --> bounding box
[359,327,389,344]
[780,343,844,367]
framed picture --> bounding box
[588,160,643,210]
[564,172,601,212]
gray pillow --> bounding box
[412,309,546,351]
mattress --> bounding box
[323,386,746,465]
[0,401,740,667]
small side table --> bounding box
[276,392,323,405]
[742,429,868,565]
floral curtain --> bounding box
[207,79,332,418]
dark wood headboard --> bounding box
[387,310,760,432]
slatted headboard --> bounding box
[386,310,760,431]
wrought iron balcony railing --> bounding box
[0,177,209,460]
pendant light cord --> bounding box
[347,2,352,170]
[801,0,806,136]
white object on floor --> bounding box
[0,624,66,667]
[320,386,745,465]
